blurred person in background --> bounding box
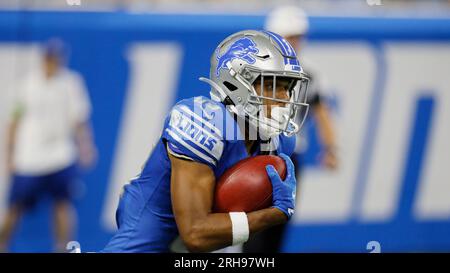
[242,5,339,253]
[0,38,97,252]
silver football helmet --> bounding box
[200,29,309,139]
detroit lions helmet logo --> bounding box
[215,37,259,76]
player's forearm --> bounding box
[182,213,231,252]
[184,208,286,253]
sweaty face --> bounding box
[252,77,295,119]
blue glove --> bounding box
[265,153,297,220]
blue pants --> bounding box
[9,164,79,210]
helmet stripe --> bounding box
[262,30,301,71]
[262,30,295,65]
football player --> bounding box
[240,6,339,254]
[102,30,309,253]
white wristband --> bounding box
[229,212,249,245]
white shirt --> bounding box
[13,68,91,175]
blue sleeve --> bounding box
[162,100,225,169]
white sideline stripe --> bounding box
[166,128,216,166]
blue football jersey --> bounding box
[102,96,296,253]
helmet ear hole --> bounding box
[223,81,238,91]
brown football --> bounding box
[213,155,287,213]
